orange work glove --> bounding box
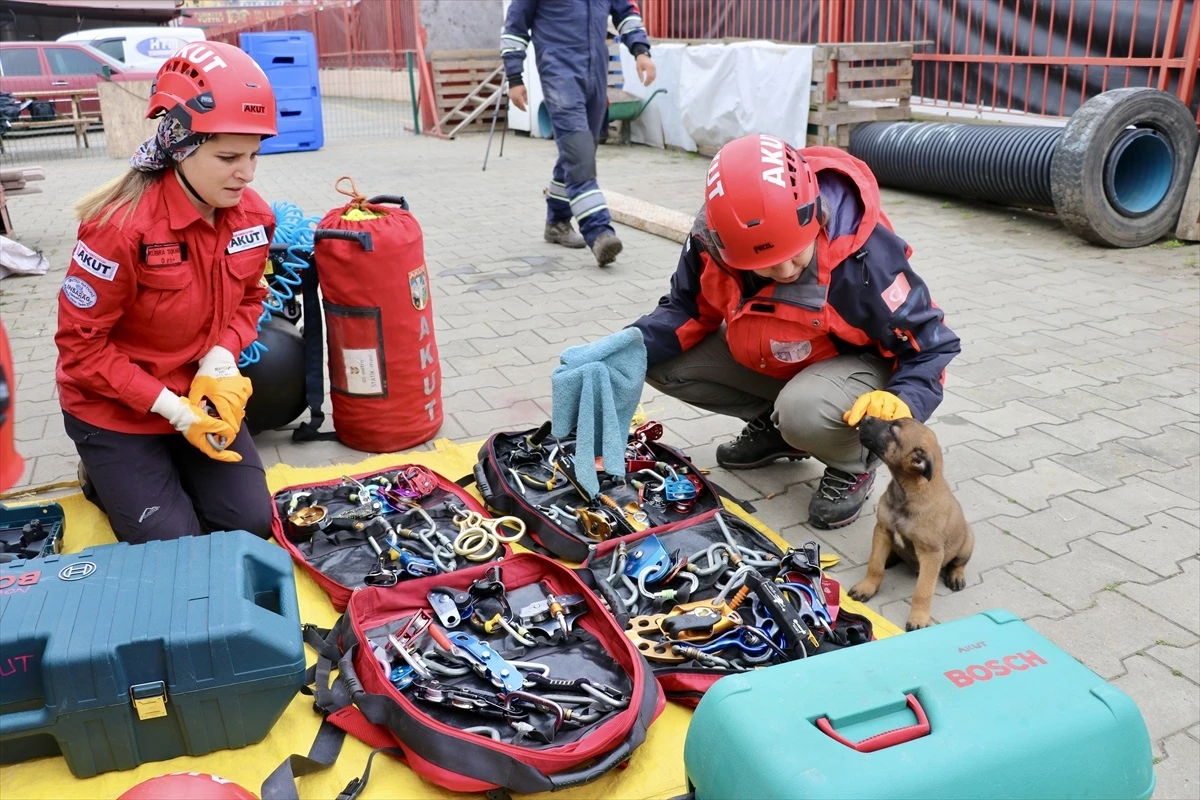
[151,388,241,463]
[187,346,252,433]
[843,390,912,427]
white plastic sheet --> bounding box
[0,236,49,280]
[619,40,814,152]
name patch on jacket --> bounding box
[72,241,119,282]
[227,225,268,254]
[141,242,187,267]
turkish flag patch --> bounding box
[881,273,912,313]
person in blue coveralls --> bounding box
[502,0,656,267]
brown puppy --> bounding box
[847,416,973,631]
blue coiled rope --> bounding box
[238,201,320,369]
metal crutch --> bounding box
[482,79,508,171]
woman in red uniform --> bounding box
[55,42,278,543]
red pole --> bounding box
[385,0,396,71]
[1177,1,1199,106]
[343,0,353,70]
[1158,0,1185,90]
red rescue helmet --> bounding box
[119,772,258,800]
[147,41,277,136]
[704,134,820,271]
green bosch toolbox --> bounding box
[0,531,305,777]
[685,610,1154,799]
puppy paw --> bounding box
[848,581,879,602]
[905,614,933,632]
[943,569,967,592]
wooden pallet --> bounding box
[429,49,507,136]
[808,42,915,148]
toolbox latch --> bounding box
[129,681,168,721]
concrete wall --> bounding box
[420,0,502,53]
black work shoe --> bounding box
[808,468,875,529]
[715,415,810,470]
[544,220,586,249]
[590,231,623,266]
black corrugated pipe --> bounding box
[847,88,1199,248]
[849,122,1062,210]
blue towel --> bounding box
[551,327,647,498]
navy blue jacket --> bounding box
[501,0,651,91]
[633,149,960,422]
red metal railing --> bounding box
[641,0,1199,120]
[199,0,420,70]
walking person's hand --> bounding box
[636,54,656,86]
[510,84,528,111]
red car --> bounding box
[0,41,156,118]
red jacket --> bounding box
[634,147,960,422]
[56,173,274,434]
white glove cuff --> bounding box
[150,388,197,433]
[197,346,239,379]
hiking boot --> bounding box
[808,468,875,529]
[590,231,623,266]
[715,414,809,470]
[544,220,586,249]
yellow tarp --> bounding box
[0,439,900,800]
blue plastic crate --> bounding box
[240,31,324,154]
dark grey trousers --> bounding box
[645,331,892,473]
[64,411,273,544]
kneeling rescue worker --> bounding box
[55,42,278,543]
[632,135,961,529]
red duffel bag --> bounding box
[312,179,442,452]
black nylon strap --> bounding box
[260,719,348,800]
[293,254,338,442]
[263,619,358,799]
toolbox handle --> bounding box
[815,693,930,753]
[0,706,54,738]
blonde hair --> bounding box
[74,169,162,226]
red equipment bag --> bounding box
[313,181,441,452]
[581,511,876,707]
[470,421,724,562]
[270,464,510,611]
[263,554,664,798]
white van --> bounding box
[56,27,206,71]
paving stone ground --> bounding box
[2,124,1197,794]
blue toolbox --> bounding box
[685,610,1154,799]
[0,532,305,777]
[0,502,63,561]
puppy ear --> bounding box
[911,449,934,481]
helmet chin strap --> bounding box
[173,164,215,212]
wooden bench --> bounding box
[0,89,101,155]
[0,166,45,236]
